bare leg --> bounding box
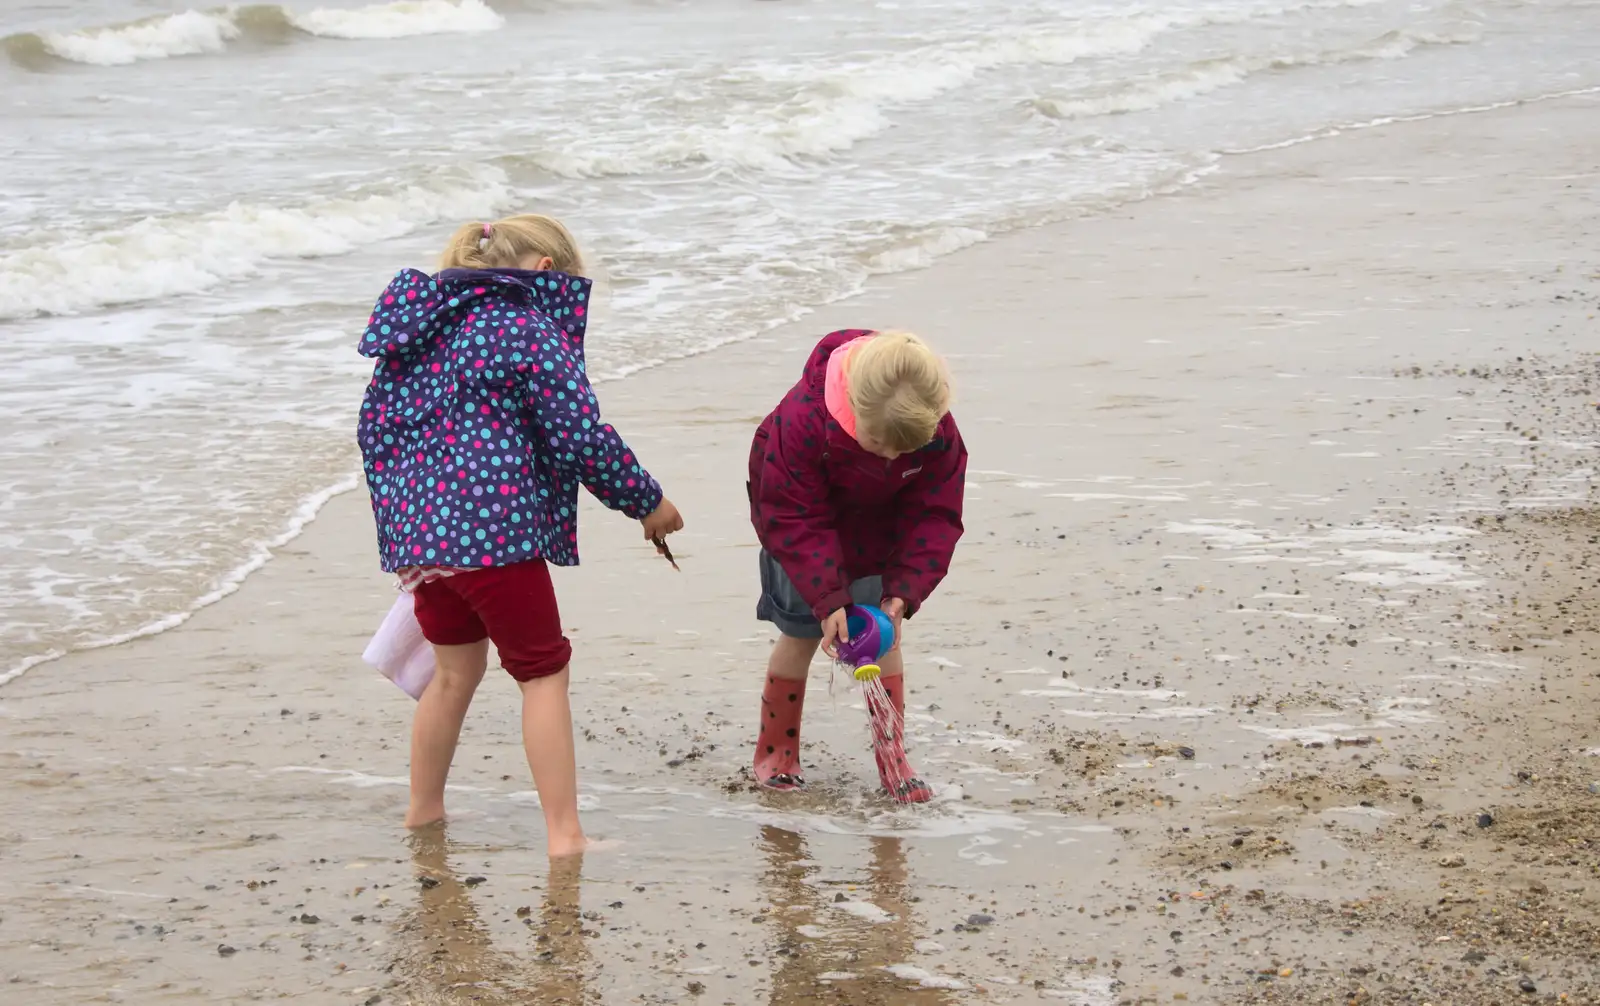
[407,640,489,828]
[768,634,820,681]
[518,667,586,857]
[755,635,821,788]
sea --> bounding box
[1,0,1596,683]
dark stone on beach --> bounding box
[1463,950,1487,964]
[217,944,236,956]
[966,914,994,926]
[463,876,486,887]
[365,996,383,1006]
[351,914,366,923]
[1231,837,1244,847]
[1519,979,1538,993]
[1220,861,1234,870]
[1177,746,1195,759]
[667,758,684,768]
[609,901,623,909]
[1171,966,1185,977]
[1477,813,1495,828]
[297,914,318,924]
[418,877,440,890]
[833,893,847,903]
[687,981,706,995]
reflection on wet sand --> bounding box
[759,825,960,1005]
[398,825,593,1004]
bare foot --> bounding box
[547,828,589,858]
[405,805,446,829]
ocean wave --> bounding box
[285,0,504,40]
[1,1,505,68]
[0,166,511,320]
[0,474,362,689]
[504,0,1401,180]
[10,9,242,67]
[506,17,1174,180]
[1030,27,1478,121]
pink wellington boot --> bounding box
[872,674,933,804]
[754,675,807,790]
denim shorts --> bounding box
[755,549,882,639]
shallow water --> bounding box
[3,0,1598,680]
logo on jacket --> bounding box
[901,466,923,478]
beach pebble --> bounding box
[1520,979,1538,993]
[1177,746,1195,760]
[966,913,994,927]
[1476,813,1495,828]
[217,944,236,956]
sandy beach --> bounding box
[3,91,1598,1006]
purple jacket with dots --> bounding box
[356,267,662,573]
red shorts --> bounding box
[411,560,572,681]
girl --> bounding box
[747,329,967,804]
[356,213,683,856]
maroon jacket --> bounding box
[748,330,967,621]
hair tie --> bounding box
[477,223,493,252]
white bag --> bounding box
[362,592,434,700]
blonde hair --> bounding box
[848,330,952,454]
[440,213,584,273]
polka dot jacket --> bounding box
[356,267,662,574]
[747,329,968,621]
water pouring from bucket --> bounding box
[832,603,929,803]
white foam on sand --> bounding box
[833,900,896,923]
[1038,975,1119,1002]
[882,965,970,990]
[1163,520,1483,588]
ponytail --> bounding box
[439,213,584,273]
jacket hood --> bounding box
[358,267,593,362]
[801,328,877,390]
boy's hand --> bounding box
[641,498,683,540]
[820,608,850,659]
[882,597,907,652]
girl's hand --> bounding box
[882,597,907,652]
[641,499,683,540]
[820,608,850,659]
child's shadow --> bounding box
[759,825,960,1005]
[399,825,593,1004]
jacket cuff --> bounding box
[624,478,665,521]
[810,587,855,623]
[882,576,922,618]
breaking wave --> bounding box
[1030,27,1478,121]
[2,1,505,68]
[0,165,512,319]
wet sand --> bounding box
[2,93,1598,1005]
